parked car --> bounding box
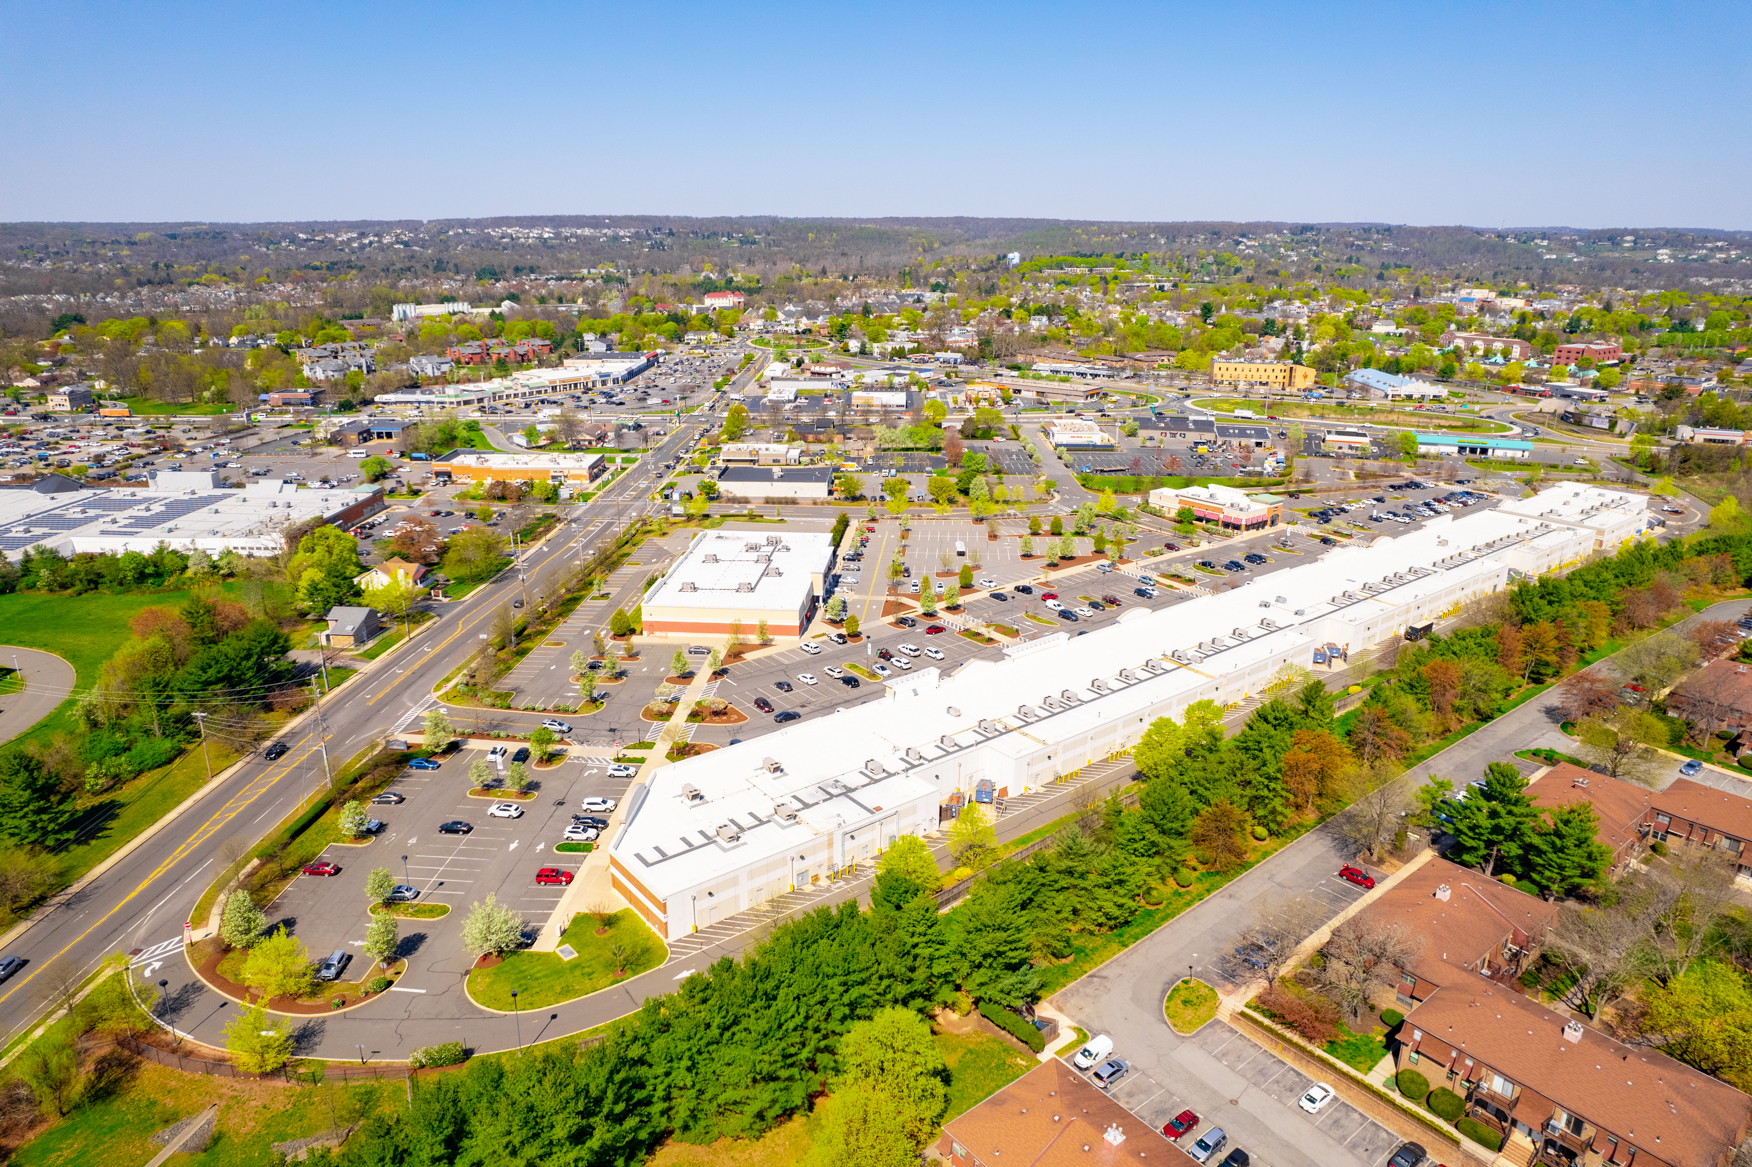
[894,615,918,628]
[1680,759,1704,776]
[408,758,441,771]
[301,861,342,877]
[798,672,819,686]
[510,747,530,764]
[1298,1083,1335,1114]
[897,643,921,656]
[534,867,574,886]
[607,763,636,778]
[774,711,801,723]
[1057,609,1079,621]
[754,696,774,712]
[1386,1143,1426,1167]
[923,647,945,660]
[925,624,946,635]
[1013,584,1034,595]
[316,949,352,982]
[438,821,472,834]
[1337,865,1376,889]
[990,591,1009,601]
[541,718,573,734]
[370,792,404,805]
[386,885,419,902]
[1163,1110,1200,1140]
[774,681,793,692]
[1217,1150,1250,1167]
[572,815,608,828]
[563,825,599,842]
[799,641,822,655]
[1073,1034,1114,1070]
[580,796,617,812]
[488,802,524,819]
[1188,1127,1228,1164]
[1090,1058,1129,1089]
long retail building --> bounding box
[609,484,1653,937]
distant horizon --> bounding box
[4,0,1747,228]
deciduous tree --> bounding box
[460,893,525,958]
[240,925,315,1002]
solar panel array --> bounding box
[111,495,211,533]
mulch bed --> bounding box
[882,599,916,616]
[666,742,719,761]
[642,704,680,722]
[194,943,401,1014]
[687,706,748,726]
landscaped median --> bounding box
[465,909,666,1011]
[1163,978,1217,1034]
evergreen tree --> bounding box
[949,884,1039,1007]
[1446,762,1541,877]
[0,749,78,849]
[1528,802,1613,895]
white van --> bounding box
[1073,1033,1114,1070]
[347,450,369,458]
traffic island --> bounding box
[1164,977,1218,1034]
[192,941,408,1015]
[369,901,450,919]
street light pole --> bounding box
[511,989,522,1055]
[191,711,213,781]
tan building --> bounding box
[431,451,605,487]
[1211,359,1315,389]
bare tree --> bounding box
[1546,873,1676,1020]
[1573,708,1667,786]
[1651,848,1738,978]
[1554,671,1622,724]
[1307,917,1424,1023]
[1618,632,1700,693]
[1334,773,1412,863]
[1221,895,1331,986]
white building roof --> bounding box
[643,529,832,614]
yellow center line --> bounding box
[0,745,317,1011]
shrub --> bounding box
[1428,1086,1465,1122]
[978,1001,1045,1053]
[1258,984,1338,1044]
[367,976,391,994]
[1173,868,1195,888]
[1497,873,1516,885]
[1396,1068,1430,1102]
[408,1041,468,1069]
[1738,754,1752,771]
[1456,1117,1504,1151]
[1650,840,1669,856]
[1380,1009,1405,1028]
[1251,824,1269,841]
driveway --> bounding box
[0,646,74,743]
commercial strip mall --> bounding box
[609,485,1653,938]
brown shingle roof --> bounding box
[1404,981,1752,1167]
[1652,776,1752,844]
[1525,763,1654,862]
[942,1060,1191,1167]
[1351,857,1557,991]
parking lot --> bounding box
[1065,1023,1403,1167]
[263,743,638,970]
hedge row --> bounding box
[979,1001,1046,1053]
[1456,1117,1504,1152]
[408,1041,468,1069]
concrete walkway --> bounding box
[0,646,76,744]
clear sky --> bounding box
[6,0,1748,229]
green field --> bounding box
[468,909,666,1010]
[1199,397,1511,433]
[937,1031,1036,1120]
[103,396,233,416]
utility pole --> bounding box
[191,710,213,781]
[309,679,335,787]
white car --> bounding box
[799,642,822,655]
[1074,607,1095,618]
[824,665,846,678]
[541,718,573,734]
[488,802,524,819]
[798,672,819,685]
[923,647,945,660]
[563,824,599,842]
[843,574,860,584]
[909,579,922,592]
[871,662,891,676]
[606,762,636,778]
[890,655,912,670]
[1573,457,1588,465]
[897,643,921,656]
[580,796,618,812]
[1044,598,1064,610]
[1298,1082,1335,1114]
[978,578,996,588]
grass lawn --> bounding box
[1165,978,1218,1034]
[9,1059,408,1167]
[644,1114,813,1167]
[937,1031,1036,1121]
[468,909,665,1010]
[106,396,232,416]
[1324,1028,1390,1072]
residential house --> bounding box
[936,1059,1191,1167]
[1397,981,1752,1167]
[323,606,381,648]
[1345,857,1557,1011]
[409,354,454,379]
[354,557,428,591]
[1446,333,1535,361]
[1523,764,1653,871]
[1665,659,1752,742]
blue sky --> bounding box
[5,0,1749,229]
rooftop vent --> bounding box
[701,554,718,563]
[1276,595,1287,604]
[680,783,705,804]
[1562,1020,1585,1044]
[1435,884,1451,902]
[946,706,961,718]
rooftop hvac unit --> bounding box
[1018,704,1040,720]
[736,582,754,592]
[715,822,742,844]
[903,746,923,763]
[679,582,697,592]
[766,534,781,545]
[1041,697,1063,712]
[1089,678,1110,693]
[763,757,783,773]
[977,719,1002,734]
[1259,600,1271,608]
[1276,595,1288,604]
[862,760,886,778]
[701,554,718,563]
[774,802,798,822]
[1119,669,1138,683]
[946,706,961,717]
[680,783,704,804]
[1060,689,1080,704]
[938,734,957,750]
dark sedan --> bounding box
[438,821,473,835]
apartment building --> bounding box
[1211,358,1316,389]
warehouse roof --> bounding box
[643,529,832,613]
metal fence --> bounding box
[119,1035,415,1084]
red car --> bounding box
[1041,591,1059,600]
[924,624,946,635]
[534,868,574,886]
[1338,865,1376,890]
[1164,1109,1200,1140]
[301,861,342,877]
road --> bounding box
[0,647,75,745]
